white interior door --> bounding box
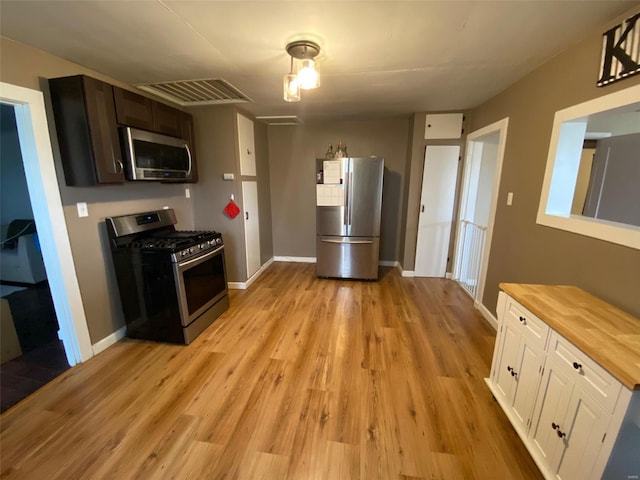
[242,180,261,279]
[415,145,460,277]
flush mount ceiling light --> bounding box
[283,40,320,102]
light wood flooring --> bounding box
[0,263,543,479]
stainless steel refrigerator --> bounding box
[316,157,384,280]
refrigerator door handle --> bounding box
[348,171,353,226]
[344,177,349,227]
[320,238,374,245]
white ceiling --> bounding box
[0,1,636,120]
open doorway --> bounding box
[1,104,69,411]
[452,118,508,312]
[0,82,93,411]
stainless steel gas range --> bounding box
[106,209,228,344]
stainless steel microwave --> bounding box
[122,127,194,182]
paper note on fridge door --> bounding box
[316,184,345,206]
[323,160,342,184]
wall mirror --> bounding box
[536,84,640,250]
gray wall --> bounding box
[469,9,640,318]
[267,118,409,262]
[1,104,34,223]
[0,36,195,343]
[190,106,273,282]
[583,133,640,226]
[254,119,274,265]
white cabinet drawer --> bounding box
[504,297,550,350]
[548,331,622,413]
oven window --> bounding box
[183,253,226,315]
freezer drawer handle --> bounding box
[321,239,374,245]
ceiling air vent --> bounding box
[136,78,252,106]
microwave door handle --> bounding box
[185,143,193,177]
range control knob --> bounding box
[189,247,194,253]
[181,250,188,257]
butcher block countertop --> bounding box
[500,283,640,391]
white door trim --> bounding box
[0,82,93,365]
[452,117,509,304]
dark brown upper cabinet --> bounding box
[152,101,182,138]
[113,86,154,131]
[49,75,125,186]
[113,86,183,137]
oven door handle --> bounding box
[177,245,224,269]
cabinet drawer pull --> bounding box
[572,362,582,371]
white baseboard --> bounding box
[378,260,399,268]
[475,301,498,330]
[92,325,126,356]
[273,256,316,263]
[228,257,275,290]
[401,268,415,277]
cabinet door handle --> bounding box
[572,362,582,371]
[551,423,566,437]
[245,212,249,220]
[519,316,526,323]
[111,150,119,174]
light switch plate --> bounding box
[507,192,514,206]
[76,202,88,218]
[185,187,191,198]
[223,173,235,181]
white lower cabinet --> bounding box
[530,359,609,479]
[487,292,638,480]
[490,293,549,433]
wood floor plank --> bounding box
[0,263,543,479]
